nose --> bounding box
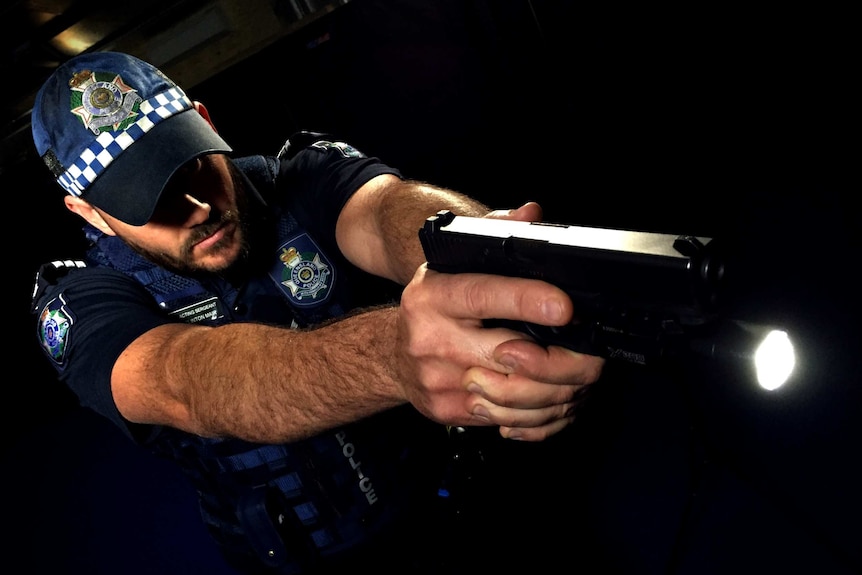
[184,193,211,212]
[153,157,214,225]
[183,193,212,225]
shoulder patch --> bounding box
[277,130,332,160]
[32,260,87,313]
[37,293,76,365]
[310,140,366,158]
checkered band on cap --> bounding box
[58,87,193,197]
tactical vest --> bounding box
[82,153,443,574]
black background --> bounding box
[6,1,860,573]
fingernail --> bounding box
[472,404,491,422]
[497,354,517,370]
[542,299,564,322]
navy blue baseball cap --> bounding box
[31,51,232,226]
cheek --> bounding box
[212,181,240,213]
[121,225,185,254]
[149,198,199,225]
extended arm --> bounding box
[112,175,603,443]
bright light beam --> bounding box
[754,329,795,391]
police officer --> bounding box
[29,52,603,573]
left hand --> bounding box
[394,202,605,441]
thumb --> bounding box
[485,201,543,223]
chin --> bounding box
[197,252,240,273]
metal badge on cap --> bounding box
[59,68,193,198]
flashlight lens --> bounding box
[755,330,795,391]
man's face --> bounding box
[96,153,250,275]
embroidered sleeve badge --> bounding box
[38,294,75,364]
[269,233,335,307]
[310,140,365,158]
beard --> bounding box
[123,161,253,276]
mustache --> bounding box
[183,208,239,250]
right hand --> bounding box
[394,202,605,441]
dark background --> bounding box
[5,1,860,573]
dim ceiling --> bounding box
[0,0,345,173]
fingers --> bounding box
[465,398,576,442]
[465,386,576,442]
[405,265,574,328]
[465,367,579,410]
[499,419,573,442]
[493,339,606,385]
[459,343,603,442]
[484,201,543,223]
[399,253,603,442]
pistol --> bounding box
[418,210,794,389]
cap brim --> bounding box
[82,109,232,226]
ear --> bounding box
[193,101,218,133]
[64,195,116,236]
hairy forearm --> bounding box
[120,180,492,442]
[127,305,408,443]
[376,181,490,283]
[338,176,490,285]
